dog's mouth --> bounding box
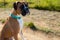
[20,3,30,16]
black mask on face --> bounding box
[20,3,30,16]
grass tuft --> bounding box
[27,22,37,31]
[0,19,6,23]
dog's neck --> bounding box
[10,10,21,19]
[12,10,18,15]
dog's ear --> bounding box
[13,2,17,10]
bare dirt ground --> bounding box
[0,8,60,40]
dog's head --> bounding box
[13,2,30,16]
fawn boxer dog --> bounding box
[0,1,30,40]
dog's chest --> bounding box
[17,18,23,30]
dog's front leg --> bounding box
[20,30,25,40]
[17,19,25,40]
[14,34,18,40]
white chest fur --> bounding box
[17,19,25,40]
[17,18,23,31]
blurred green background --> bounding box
[0,0,60,11]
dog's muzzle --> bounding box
[20,4,30,16]
[24,5,30,13]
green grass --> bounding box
[0,0,60,11]
[0,19,5,23]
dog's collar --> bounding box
[10,14,21,19]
